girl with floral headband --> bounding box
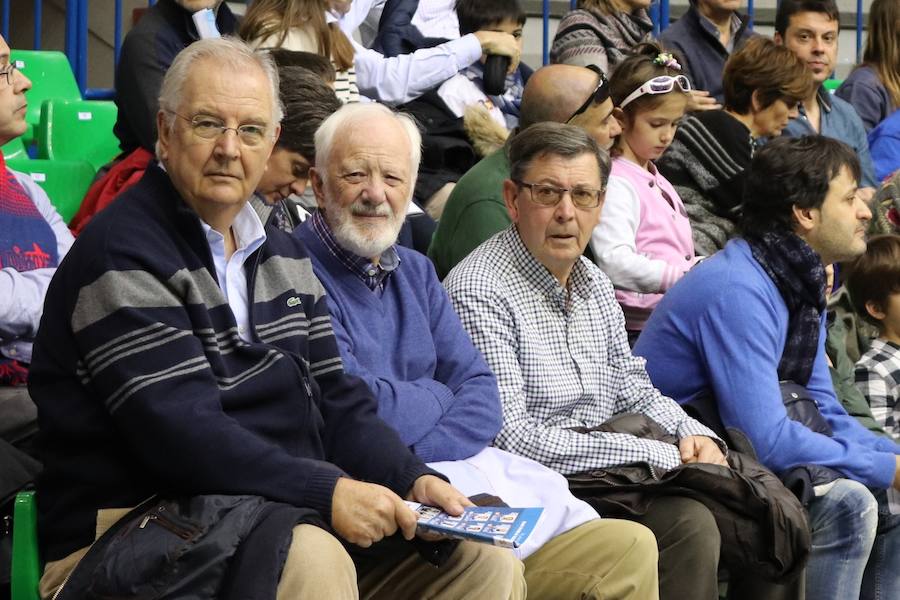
[590,42,698,344]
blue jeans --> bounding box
[805,479,900,600]
[861,488,900,600]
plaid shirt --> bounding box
[855,338,900,441]
[444,226,720,475]
[309,211,399,295]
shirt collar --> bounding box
[505,226,595,302]
[799,85,834,118]
[199,201,267,256]
[697,11,742,43]
[310,210,400,292]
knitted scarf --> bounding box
[461,61,524,130]
[746,231,825,385]
[0,151,59,383]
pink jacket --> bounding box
[591,157,698,331]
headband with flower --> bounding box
[653,53,681,70]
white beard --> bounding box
[328,198,405,258]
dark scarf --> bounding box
[746,231,826,385]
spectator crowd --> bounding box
[2,0,900,598]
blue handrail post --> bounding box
[2,0,10,40]
[114,0,123,65]
[33,1,43,49]
[76,0,88,96]
[856,0,863,63]
[542,0,550,65]
[65,0,79,76]
[660,0,670,32]
[747,0,754,29]
[650,1,661,37]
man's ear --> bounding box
[865,300,887,322]
[502,179,520,223]
[750,89,762,114]
[156,111,170,160]
[773,31,784,45]
[791,203,818,234]
[308,167,326,208]
[611,107,627,129]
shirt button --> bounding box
[648,181,654,187]
[367,269,377,276]
[8,348,16,356]
[685,255,691,260]
[238,325,246,333]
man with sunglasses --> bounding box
[428,63,621,280]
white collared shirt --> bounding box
[200,202,267,342]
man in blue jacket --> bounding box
[636,135,900,600]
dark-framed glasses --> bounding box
[565,65,610,124]
[0,63,18,86]
[169,111,271,147]
[619,75,692,110]
[515,180,604,209]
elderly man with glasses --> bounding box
[445,122,810,600]
[29,37,523,600]
[428,63,621,280]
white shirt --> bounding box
[200,202,267,343]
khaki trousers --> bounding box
[523,518,659,600]
[40,515,525,600]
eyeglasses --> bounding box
[619,75,692,110]
[515,180,604,209]
[566,65,610,124]
[168,111,272,147]
[0,63,18,86]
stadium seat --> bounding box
[11,491,40,600]
[1,136,28,160]
[9,50,81,146]
[37,99,121,171]
[6,158,95,224]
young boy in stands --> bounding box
[436,0,529,133]
[847,234,900,442]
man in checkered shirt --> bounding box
[444,122,730,600]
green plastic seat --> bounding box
[823,78,843,93]
[11,491,41,600]
[6,158,95,223]
[9,50,81,146]
[1,136,28,160]
[37,99,120,171]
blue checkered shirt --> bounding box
[444,226,721,475]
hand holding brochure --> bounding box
[405,502,543,548]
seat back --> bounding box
[1,136,28,160]
[11,491,40,600]
[37,100,120,171]
[6,158,96,223]
[10,50,81,145]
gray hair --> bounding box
[508,122,610,188]
[314,103,422,178]
[156,36,283,157]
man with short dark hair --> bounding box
[659,0,755,104]
[428,64,621,279]
[31,37,523,600]
[637,135,900,599]
[775,0,878,195]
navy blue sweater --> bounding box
[30,165,433,561]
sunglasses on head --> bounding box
[565,64,610,124]
[619,75,692,110]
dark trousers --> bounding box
[608,495,804,600]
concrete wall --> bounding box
[5,0,875,92]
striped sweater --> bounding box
[30,164,432,561]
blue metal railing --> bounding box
[0,0,872,93]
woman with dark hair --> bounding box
[656,36,813,255]
[836,0,900,131]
